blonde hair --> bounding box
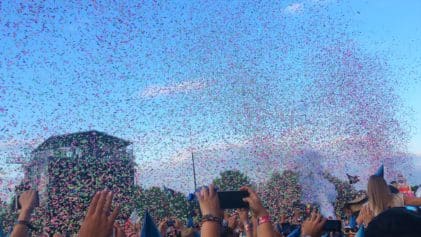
[367,175,393,215]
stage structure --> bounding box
[25,130,135,232]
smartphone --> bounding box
[217,191,249,209]
[323,220,341,232]
[15,195,21,210]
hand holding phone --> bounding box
[322,220,341,232]
[217,191,249,209]
[196,184,221,217]
[239,187,269,218]
[301,212,326,237]
[17,190,39,211]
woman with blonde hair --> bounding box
[357,175,421,226]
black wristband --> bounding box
[16,220,37,231]
[201,214,223,225]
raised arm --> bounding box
[197,184,223,237]
[241,186,274,237]
[11,190,38,237]
[404,196,421,206]
[238,208,253,237]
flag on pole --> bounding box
[140,212,161,237]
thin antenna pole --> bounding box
[191,152,197,191]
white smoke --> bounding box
[296,150,337,218]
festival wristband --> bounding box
[201,214,223,225]
[257,215,271,226]
[16,220,37,230]
[244,222,253,231]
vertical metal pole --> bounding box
[191,152,197,191]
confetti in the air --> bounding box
[1,0,420,234]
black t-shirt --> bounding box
[366,207,421,237]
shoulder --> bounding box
[393,193,404,200]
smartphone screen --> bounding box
[15,195,21,210]
[323,220,341,232]
[217,191,249,209]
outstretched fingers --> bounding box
[109,205,120,223]
[104,191,114,214]
[95,190,108,216]
[87,192,100,216]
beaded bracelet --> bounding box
[257,215,271,226]
[201,214,223,225]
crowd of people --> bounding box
[1,166,421,237]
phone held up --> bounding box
[323,220,341,232]
[217,191,250,209]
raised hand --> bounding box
[158,218,168,236]
[240,187,268,218]
[240,187,274,237]
[359,205,374,226]
[238,208,249,223]
[114,223,127,237]
[11,190,40,237]
[19,190,38,214]
[196,184,221,217]
[78,190,120,237]
[301,212,326,237]
[196,184,222,237]
[227,213,238,230]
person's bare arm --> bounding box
[197,184,222,237]
[252,216,258,237]
[11,190,38,237]
[241,187,274,237]
[238,208,253,237]
[158,218,168,237]
[404,196,421,206]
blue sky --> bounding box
[1,0,421,196]
[349,0,421,155]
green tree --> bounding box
[0,200,7,231]
[259,170,302,221]
[133,186,189,222]
[213,170,251,191]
